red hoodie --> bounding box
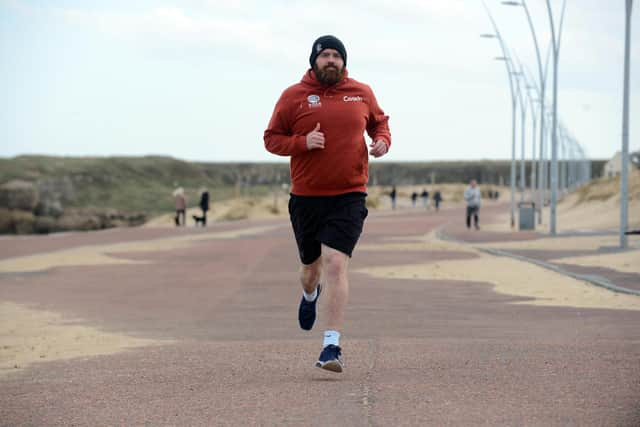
[264,69,391,196]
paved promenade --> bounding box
[1,203,639,426]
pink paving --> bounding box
[1,204,639,426]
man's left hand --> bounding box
[369,140,388,158]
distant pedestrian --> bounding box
[421,189,429,209]
[433,190,442,211]
[411,191,418,207]
[390,186,397,210]
[463,179,481,230]
[173,187,187,226]
[198,189,210,226]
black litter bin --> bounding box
[518,201,535,230]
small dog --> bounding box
[192,215,206,226]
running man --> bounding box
[264,35,391,372]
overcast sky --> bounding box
[1,0,638,162]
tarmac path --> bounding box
[1,203,639,426]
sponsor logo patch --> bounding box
[307,94,322,108]
[343,95,363,102]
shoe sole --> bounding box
[315,360,343,373]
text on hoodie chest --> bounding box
[297,93,368,130]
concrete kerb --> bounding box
[435,226,640,297]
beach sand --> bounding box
[0,302,164,376]
[358,235,640,311]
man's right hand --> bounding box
[305,122,325,151]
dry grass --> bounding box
[146,183,511,227]
[145,172,639,232]
[368,184,508,205]
[574,168,640,204]
[483,169,640,233]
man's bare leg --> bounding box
[320,244,349,331]
[300,257,322,294]
[314,244,349,372]
[298,257,322,331]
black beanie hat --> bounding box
[309,35,347,68]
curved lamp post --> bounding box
[520,63,543,201]
[501,0,546,219]
[511,66,528,202]
[521,62,549,208]
[480,0,518,227]
[502,0,567,234]
[512,58,541,202]
[545,0,567,235]
[526,84,539,201]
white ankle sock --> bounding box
[323,330,340,348]
[303,286,318,302]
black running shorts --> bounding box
[288,192,368,265]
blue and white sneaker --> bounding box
[315,344,343,373]
[298,284,321,331]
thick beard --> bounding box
[313,64,345,86]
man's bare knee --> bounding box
[322,248,348,281]
[300,257,322,291]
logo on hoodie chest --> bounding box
[343,95,363,102]
[307,94,321,108]
[305,94,365,109]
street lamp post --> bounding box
[567,134,575,191]
[541,108,550,205]
[559,125,567,193]
[505,0,567,232]
[500,55,518,228]
[501,0,547,221]
[546,0,567,235]
[567,130,582,190]
[620,0,634,248]
[512,67,528,202]
[525,83,539,203]
[481,0,519,227]
[514,64,540,203]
